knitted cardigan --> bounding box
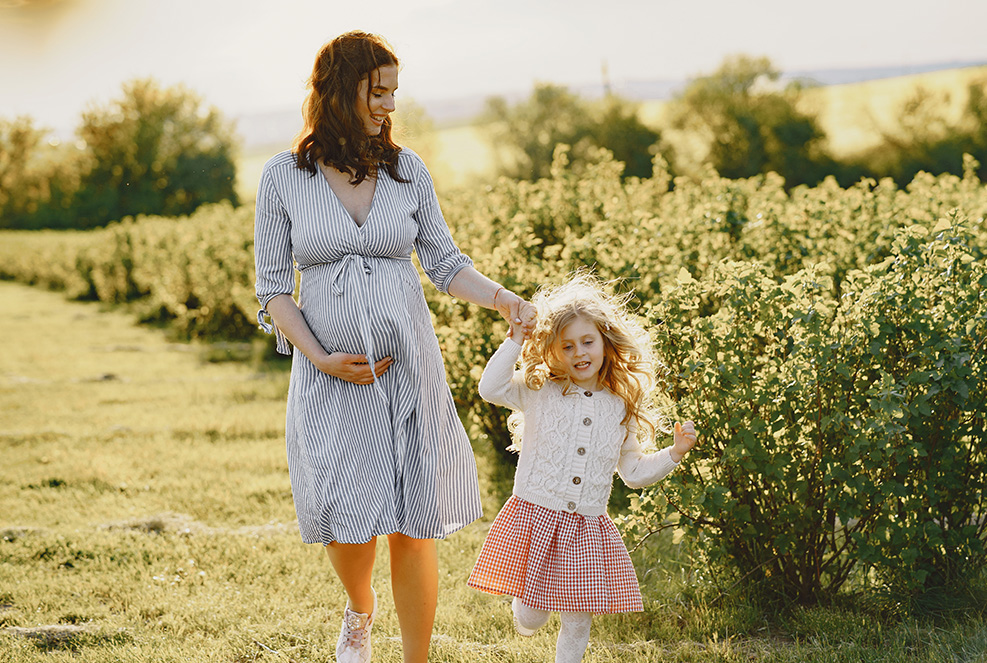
[478,338,679,517]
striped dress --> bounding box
[253,148,482,545]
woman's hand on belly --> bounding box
[315,353,393,384]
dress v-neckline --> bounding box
[318,164,379,229]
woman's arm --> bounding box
[402,151,536,337]
[447,266,537,339]
[265,294,392,384]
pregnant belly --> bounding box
[298,258,419,361]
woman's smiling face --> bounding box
[355,64,398,136]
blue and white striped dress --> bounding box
[254,148,482,545]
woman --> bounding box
[253,31,535,663]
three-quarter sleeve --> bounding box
[478,338,528,411]
[407,151,473,292]
[253,158,295,355]
[617,421,679,489]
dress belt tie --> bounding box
[328,254,411,401]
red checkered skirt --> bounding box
[467,495,643,613]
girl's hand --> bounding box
[514,299,537,340]
[670,420,697,463]
[497,291,537,341]
[316,352,393,384]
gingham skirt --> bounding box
[467,495,643,613]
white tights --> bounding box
[514,602,593,663]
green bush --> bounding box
[845,218,986,593]
[621,219,985,602]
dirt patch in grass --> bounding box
[3,624,130,651]
[99,512,294,537]
[1,527,47,542]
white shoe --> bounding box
[336,589,376,663]
[512,597,539,637]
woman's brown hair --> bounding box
[293,31,407,184]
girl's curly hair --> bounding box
[508,271,668,450]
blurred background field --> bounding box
[2,281,984,662]
[232,63,987,201]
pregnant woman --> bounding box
[253,31,536,663]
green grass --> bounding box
[2,280,986,662]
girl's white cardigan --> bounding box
[479,338,679,517]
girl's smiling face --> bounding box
[557,315,605,390]
[355,64,398,136]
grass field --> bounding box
[2,280,987,662]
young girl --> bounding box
[467,273,697,663]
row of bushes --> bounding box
[1,150,984,604]
[0,202,257,341]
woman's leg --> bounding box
[555,612,592,663]
[325,538,378,614]
[387,532,437,663]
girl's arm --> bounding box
[477,337,527,410]
[617,421,698,489]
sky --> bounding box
[3,0,987,137]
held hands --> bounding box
[670,420,698,463]
[495,290,537,341]
[316,352,393,384]
[511,300,537,341]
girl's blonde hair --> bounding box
[508,271,667,450]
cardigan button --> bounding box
[582,417,591,426]
[567,501,576,510]
[577,447,586,455]
[572,476,581,485]
[584,390,592,397]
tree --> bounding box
[670,55,831,188]
[480,84,666,181]
[482,84,595,180]
[852,77,987,186]
[73,78,239,228]
[590,97,663,179]
[0,116,46,229]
